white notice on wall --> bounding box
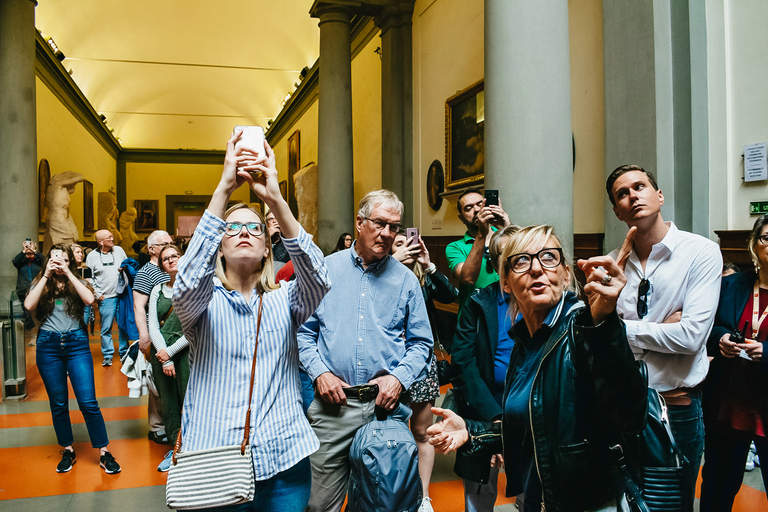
[744,142,768,182]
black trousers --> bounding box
[700,427,768,511]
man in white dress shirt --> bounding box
[606,164,722,512]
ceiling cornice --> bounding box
[35,31,121,159]
[118,149,225,165]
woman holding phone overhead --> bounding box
[173,131,330,511]
[24,244,121,475]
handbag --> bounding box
[613,360,684,512]
[165,298,264,510]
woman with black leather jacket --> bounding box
[428,225,646,512]
[391,230,458,512]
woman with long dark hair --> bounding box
[24,244,121,474]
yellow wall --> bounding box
[351,36,383,204]
[569,0,605,234]
[270,100,319,190]
[412,0,485,237]
[36,77,117,242]
[125,161,249,233]
[725,0,768,229]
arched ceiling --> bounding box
[35,1,320,151]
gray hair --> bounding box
[357,189,404,219]
[147,230,170,246]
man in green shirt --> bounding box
[445,190,510,308]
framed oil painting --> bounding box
[83,180,94,232]
[445,80,484,189]
[135,200,159,232]
[426,160,444,211]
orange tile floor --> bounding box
[0,328,766,511]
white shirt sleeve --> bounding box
[148,284,169,352]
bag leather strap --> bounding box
[159,304,174,328]
[172,296,265,464]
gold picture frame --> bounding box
[445,80,485,189]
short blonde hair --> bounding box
[215,203,278,295]
[488,225,521,273]
[499,225,576,317]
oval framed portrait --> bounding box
[38,158,50,229]
[426,160,444,211]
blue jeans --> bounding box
[36,328,109,448]
[667,391,704,512]
[98,296,128,360]
[190,457,312,512]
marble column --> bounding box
[376,2,415,226]
[484,0,573,253]
[311,4,355,254]
[0,0,38,296]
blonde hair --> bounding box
[488,225,521,273]
[215,203,278,295]
[499,225,576,317]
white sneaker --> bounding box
[746,447,756,472]
[418,497,434,512]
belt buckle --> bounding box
[358,384,379,402]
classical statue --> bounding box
[119,207,139,258]
[98,189,122,245]
[43,171,84,249]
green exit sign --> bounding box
[750,201,768,215]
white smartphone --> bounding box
[50,249,63,260]
[233,125,265,177]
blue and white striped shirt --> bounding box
[298,245,433,389]
[174,210,330,481]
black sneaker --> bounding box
[100,451,121,474]
[56,449,76,473]
[148,431,170,444]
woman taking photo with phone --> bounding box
[24,244,121,474]
[172,132,330,511]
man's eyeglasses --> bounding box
[758,235,768,245]
[150,242,172,249]
[637,278,650,318]
[506,248,564,274]
[363,217,401,234]
[225,222,266,237]
[162,253,181,264]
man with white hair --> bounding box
[299,189,433,512]
[86,229,128,366]
[133,229,173,445]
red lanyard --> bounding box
[751,281,768,340]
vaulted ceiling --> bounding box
[35,1,320,151]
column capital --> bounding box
[310,0,382,20]
[374,1,415,31]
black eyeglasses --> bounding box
[363,217,401,234]
[225,222,266,237]
[637,278,650,318]
[758,235,768,245]
[506,248,564,274]
[162,253,181,264]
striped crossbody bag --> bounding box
[165,298,264,510]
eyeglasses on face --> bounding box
[150,242,172,248]
[363,217,401,234]
[162,253,181,264]
[225,221,266,237]
[506,248,564,274]
[637,278,650,318]
[758,235,768,245]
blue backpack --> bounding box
[346,403,422,512]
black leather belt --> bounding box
[343,384,379,402]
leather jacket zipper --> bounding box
[529,325,568,511]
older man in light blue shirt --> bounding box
[298,189,433,512]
